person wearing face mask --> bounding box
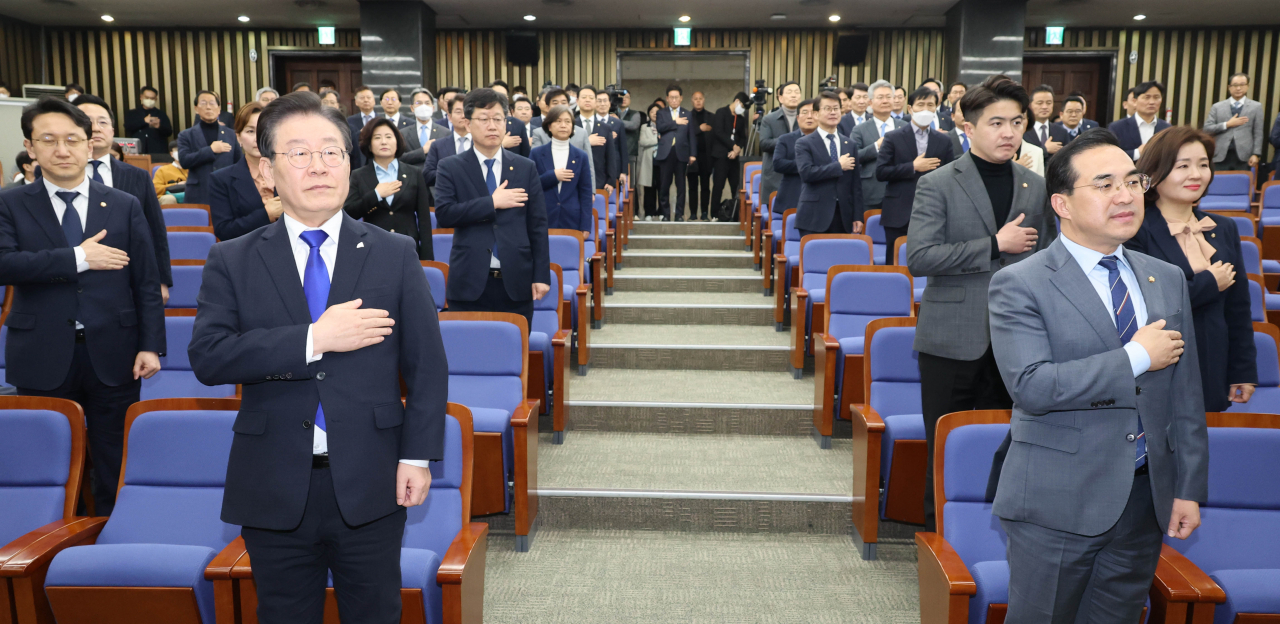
[344,117,433,260]
[708,92,749,221]
[64,83,84,102]
[401,87,450,169]
[875,86,955,260]
[123,86,173,156]
[153,141,188,204]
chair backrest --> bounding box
[98,399,241,552]
[404,403,473,559]
[548,230,585,294]
[1248,277,1267,323]
[432,230,454,265]
[167,262,203,310]
[864,211,885,244]
[799,235,873,292]
[1205,171,1252,198]
[1230,215,1256,237]
[1240,236,1262,276]
[142,316,237,400]
[532,265,563,337]
[744,162,761,184]
[864,318,921,418]
[429,211,438,230]
[1261,181,1280,214]
[825,266,914,340]
[167,229,217,261]
[0,397,85,548]
[161,208,211,228]
[751,169,762,195]
[936,411,1013,568]
[421,260,449,311]
[0,326,7,383]
[438,313,528,412]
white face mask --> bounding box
[568,95,577,106]
[911,110,936,129]
[141,98,157,108]
[414,104,434,120]
[733,103,745,115]
[67,94,78,102]
[171,151,180,162]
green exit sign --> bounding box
[674,28,691,46]
[318,27,336,45]
[1045,27,1064,45]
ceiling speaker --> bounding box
[506,31,539,66]
[834,33,870,66]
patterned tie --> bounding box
[485,159,500,260]
[56,191,83,246]
[827,134,839,163]
[1231,101,1242,117]
[300,229,331,433]
[90,161,104,184]
[1098,255,1145,468]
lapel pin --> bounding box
[100,202,107,207]
[1148,276,1155,282]
[1210,233,1216,238]
[401,174,406,179]
[1022,182,1028,188]
[510,166,514,171]
[357,242,365,249]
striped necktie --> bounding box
[1098,255,1145,468]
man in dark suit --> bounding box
[422,96,473,191]
[1051,94,1093,146]
[771,99,819,216]
[575,85,620,198]
[75,94,173,301]
[378,89,413,132]
[852,80,910,216]
[989,130,1206,621]
[1025,84,1064,160]
[837,83,871,136]
[122,85,172,155]
[709,92,749,220]
[686,91,715,221]
[1,97,164,515]
[795,91,863,237]
[433,87,462,128]
[346,86,380,170]
[487,81,532,159]
[594,90,630,191]
[188,92,447,624]
[434,88,551,329]
[177,90,241,206]
[654,84,699,222]
[1108,80,1171,159]
[401,88,450,168]
[876,86,956,260]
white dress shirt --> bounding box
[845,112,867,127]
[1059,234,1151,377]
[1136,115,1159,146]
[472,147,504,268]
[87,154,114,188]
[453,132,472,155]
[360,112,375,127]
[44,176,92,332]
[872,115,893,141]
[385,112,401,126]
[287,211,427,467]
[815,127,842,158]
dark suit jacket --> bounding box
[422,132,467,190]
[710,106,748,159]
[1108,116,1171,158]
[837,113,867,138]
[602,115,629,176]
[189,215,447,529]
[177,123,241,206]
[0,181,165,390]
[505,116,531,158]
[654,107,699,163]
[771,130,804,215]
[574,116,620,189]
[123,107,173,155]
[795,130,863,233]
[209,158,274,241]
[433,149,550,302]
[531,143,594,233]
[109,157,172,285]
[876,125,956,229]
[1125,209,1256,412]
[343,160,433,260]
[347,112,379,170]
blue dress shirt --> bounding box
[372,158,399,206]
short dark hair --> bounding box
[851,82,869,94]
[579,84,598,97]
[358,117,406,159]
[168,140,179,150]
[1031,84,1054,98]
[255,91,351,159]
[544,88,568,104]
[380,88,399,100]
[193,90,220,106]
[73,94,113,122]
[21,96,93,140]
[438,86,460,98]
[894,86,907,95]
[291,81,311,91]
[665,84,682,96]
[1137,125,1216,206]
[732,91,749,107]
[487,79,509,91]
[15,151,33,171]
[948,81,967,91]
[64,83,84,95]
[1135,80,1165,99]
[355,85,373,95]
[138,85,157,97]
[920,77,943,90]
[797,98,818,112]
[817,90,841,108]
[1126,86,1139,98]
[1228,72,1249,84]
[447,95,465,115]
[565,83,579,92]
[1044,128,1122,196]
[907,86,938,106]
[956,74,1029,124]
[1063,95,1086,109]
[463,88,508,119]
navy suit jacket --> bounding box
[771,130,804,215]
[422,132,467,189]
[433,149,551,302]
[654,107,699,162]
[604,115,629,173]
[347,113,377,170]
[574,116,620,188]
[1125,209,1256,413]
[795,130,863,233]
[505,116,531,158]
[836,113,866,138]
[0,181,165,390]
[1108,116,1171,158]
[189,214,446,529]
[531,142,594,233]
[177,123,241,206]
[209,158,274,241]
[875,125,956,229]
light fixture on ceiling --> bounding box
[100,14,114,22]
[524,14,536,21]
[237,15,250,22]
[828,14,840,22]
[678,15,691,22]
[770,13,786,20]
[1133,14,1146,20]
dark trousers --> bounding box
[1001,472,1162,623]
[657,154,688,220]
[643,184,658,217]
[918,346,1012,531]
[447,272,535,331]
[686,158,713,219]
[1215,144,1250,172]
[711,155,742,218]
[18,341,139,517]
[884,224,909,265]
[797,204,849,239]
[241,466,406,624]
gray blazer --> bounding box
[531,126,597,190]
[401,120,452,166]
[989,239,1208,536]
[906,151,1055,360]
[757,107,794,204]
[851,117,908,207]
[1204,98,1264,163]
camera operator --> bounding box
[759,81,804,206]
[613,90,643,192]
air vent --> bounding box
[41,0,77,6]
[799,0,830,6]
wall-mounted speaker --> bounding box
[834,33,870,66]
[505,31,539,66]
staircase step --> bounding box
[590,324,790,372]
[612,270,762,293]
[630,221,743,236]
[603,292,772,325]
[623,250,755,269]
[627,234,746,250]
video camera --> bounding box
[750,79,772,109]
[603,83,629,113]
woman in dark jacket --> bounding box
[343,117,433,260]
[1126,125,1256,412]
[530,104,594,233]
[209,101,281,240]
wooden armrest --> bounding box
[1158,543,1226,603]
[0,517,108,576]
[205,537,248,581]
[850,403,885,432]
[819,332,839,352]
[229,549,255,580]
[915,532,976,596]
[511,398,540,427]
[552,328,571,346]
[437,522,489,586]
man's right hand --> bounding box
[423,139,434,154]
[675,115,688,126]
[588,133,607,147]
[838,154,856,171]
[492,180,528,209]
[1225,114,1248,129]
[210,140,232,154]
[555,168,575,182]
[912,155,941,172]
[1132,319,1184,371]
[264,196,285,221]
[996,213,1038,254]
[81,230,129,270]
[312,299,395,356]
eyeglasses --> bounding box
[1072,173,1151,197]
[32,136,88,149]
[470,115,506,127]
[274,147,347,169]
[818,106,841,114]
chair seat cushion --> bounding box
[880,413,925,517]
[529,331,550,356]
[1266,293,1280,311]
[968,560,1010,624]
[1261,215,1280,227]
[1210,569,1280,623]
[401,548,445,624]
[46,543,218,624]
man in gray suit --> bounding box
[906,75,1055,532]
[758,81,804,204]
[989,129,1207,622]
[851,80,908,215]
[401,88,451,167]
[1204,72,1265,171]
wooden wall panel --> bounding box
[0,13,42,93]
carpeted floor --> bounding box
[570,369,813,405]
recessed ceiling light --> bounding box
[523,14,536,21]
[1133,14,1146,20]
[100,14,114,22]
[828,14,841,22]
[770,13,787,20]
[678,15,691,22]
[237,15,250,22]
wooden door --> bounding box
[278,58,363,115]
[1022,58,1109,122]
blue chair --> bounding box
[0,326,7,386]
[0,397,87,624]
[1200,171,1254,213]
[1230,324,1280,414]
[742,165,762,241]
[161,208,211,227]
[813,265,914,448]
[771,211,801,331]
[1260,181,1280,227]
[167,262,203,312]
[1241,236,1262,276]
[549,230,592,376]
[422,260,448,312]
[1248,277,1267,323]
[753,190,775,271]
[864,211,887,265]
[437,313,540,551]
[530,265,570,443]
[790,234,874,379]
[142,317,236,400]
[429,210,438,231]
[432,229,453,266]
[167,227,217,261]
[1230,215,1256,238]
[588,206,607,326]
[761,197,785,293]
[896,238,927,308]
[44,399,240,624]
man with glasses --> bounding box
[794,90,863,238]
[1052,95,1094,145]
[379,89,411,131]
[346,86,379,169]
[1108,81,1171,160]
[189,91,447,624]
[988,129,1205,621]
[434,88,550,328]
[177,89,241,205]
[1205,72,1264,171]
[422,96,473,192]
[0,96,164,516]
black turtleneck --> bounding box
[199,119,220,147]
[970,152,1014,259]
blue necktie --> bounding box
[90,161,104,184]
[1098,255,1145,468]
[1231,102,1242,117]
[880,122,888,138]
[960,133,970,152]
[485,158,500,260]
[57,191,83,246]
[300,229,331,433]
[419,125,428,148]
[827,134,839,163]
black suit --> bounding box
[875,125,956,260]
[209,158,275,241]
[505,116,531,158]
[710,105,748,216]
[795,129,862,236]
[176,122,240,206]
[0,180,165,515]
[771,130,804,215]
[189,214,446,624]
[1125,209,1256,412]
[347,112,380,170]
[107,157,172,285]
[654,107,700,220]
[1108,116,1172,159]
[343,160,433,260]
[433,149,550,327]
[686,108,715,219]
[123,107,173,155]
[575,115,620,191]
